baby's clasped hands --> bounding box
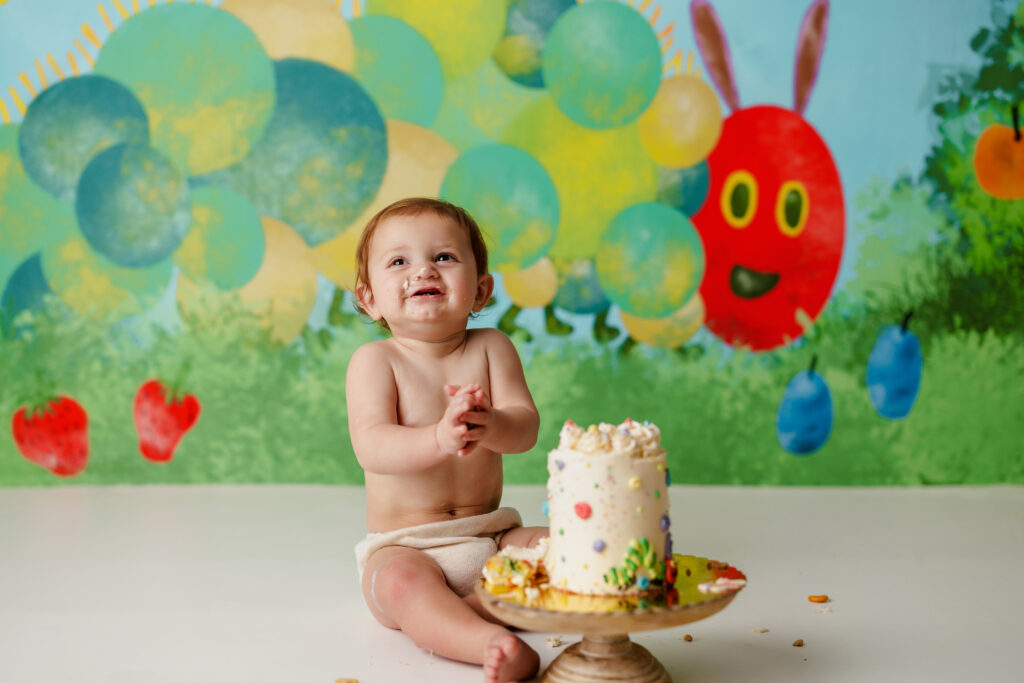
[438,384,492,457]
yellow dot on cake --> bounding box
[628,476,642,489]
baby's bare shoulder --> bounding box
[467,327,513,349]
[347,339,398,375]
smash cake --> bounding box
[484,419,698,610]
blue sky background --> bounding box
[0,0,1003,345]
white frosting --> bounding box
[545,419,671,596]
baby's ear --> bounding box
[356,283,381,320]
[473,273,495,312]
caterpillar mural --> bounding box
[690,0,843,352]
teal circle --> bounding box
[18,75,149,201]
[542,1,662,129]
[0,125,79,266]
[93,3,275,176]
[595,202,705,318]
[216,58,387,246]
[553,258,609,314]
[175,185,264,290]
[494,0,576,88]
[351,16,444,127]
[440,143,558,271]
[657,161,710,217]
[1,252,54,336]
[76,143,191,267]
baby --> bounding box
[346,197,546,682]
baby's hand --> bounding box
[436,384,478,456]
[442,384,491,457]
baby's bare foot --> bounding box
[483,631,539,682]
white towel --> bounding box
[355,507,523,597]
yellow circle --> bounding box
[220,0,355,73]
[503,257,558,308]
[720,170,758,229]
[503,97,658,261]
[367,0,505,80]
[619,293,705,348]
[312,119,459,290]
[775,180,810,237]
[41,234,173,319]
[638,75,722,169]
[178,216,318,345]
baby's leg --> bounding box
[499,525,548,550]
[362,546,539,681]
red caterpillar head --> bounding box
[690,0,844,351]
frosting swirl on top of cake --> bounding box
[557,419,664,458]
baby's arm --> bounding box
[346,343,468,474]
[466,329,539,455]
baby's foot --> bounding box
[483,632,539,682]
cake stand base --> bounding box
[543,634,669,683]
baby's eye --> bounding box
[435,253,456,262]
[389,257,406,266]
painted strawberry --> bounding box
[12,396,89,476]
[133,379,201,462]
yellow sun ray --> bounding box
[97,4,114,32]
[660,35,674,54]
[48,55,66,80]
[19,73,37,97]
[663,50,682,74]
[649,6,661,24]
[8,86,26,115]
[68,51,80,76]
[132,0,140,13]
[75,39,95,66]
[657,21,673,40]
[333,0,342,9]
[0,98,10,125]
[36,60,49,88]
[353,0,362,16]
[112,0,129,18]
[639,0,652,11]
[82,23,102,48]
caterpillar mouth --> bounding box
[730,265,779,299]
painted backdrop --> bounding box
[1,0,1021,485]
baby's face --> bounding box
[360,212,492,337]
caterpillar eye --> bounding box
[776,180,809,237]
[720,170,758,228]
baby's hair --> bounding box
[353,197,490,330]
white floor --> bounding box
[1,484,1022,683]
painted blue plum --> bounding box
[867,313,923,419]
[776,357,833,455]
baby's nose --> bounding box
[412,264,437,279]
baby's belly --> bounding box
[364,460,503,532]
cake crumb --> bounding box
[816,606,832,614]
[793,639,805,647]
[753,627,770,634]
[683,634,693,642]
[808,594,830,603]
[546,635,565,648]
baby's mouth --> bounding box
[409,286,445,299]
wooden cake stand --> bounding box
[475,557,746,682]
